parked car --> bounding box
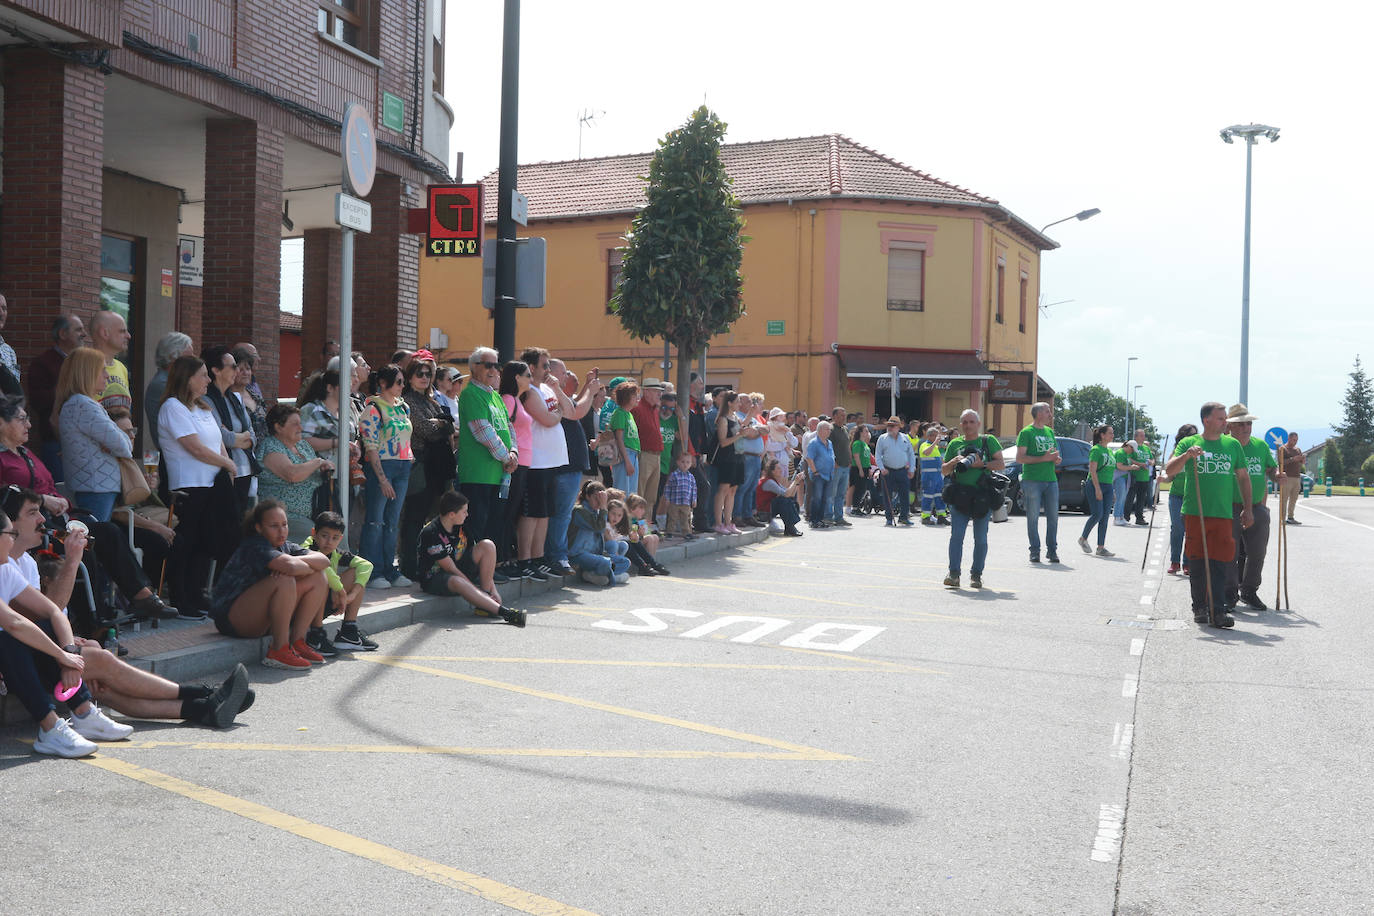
[1004,436,1093,515]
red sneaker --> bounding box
[264,645,311,670]
[1167,563,1180,575]
[292,639,325,664]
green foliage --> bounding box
[1051,383,1156,443]
[1360,451,1374,482]
[611,106,746,365]
[1334,356,1374,483]
[1323,438,1345,485]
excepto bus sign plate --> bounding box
[426,184,484,257]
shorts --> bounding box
[420,551,480,594]
[522,467,553,518]
[211,609,240,638]
[849,466,867,487]
[714,456,744,487]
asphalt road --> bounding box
[2,495,1368,914]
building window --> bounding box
[886,246,924,311]
[606,248,624,314]
[995,262,1005,324]
[319,0,366,50]
[100,234,138,325]
[1019,273,1029,332]
[431,0,445,94]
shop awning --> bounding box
[838,347,992,391]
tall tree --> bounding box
[1323,437,1345,485]
[1052,383,1156,443]
[611,106,747,449]
[1333,356,1374,484]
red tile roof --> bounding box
[280,311,302,332]
[478,134,1053,249]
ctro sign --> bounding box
[426,184,484,257]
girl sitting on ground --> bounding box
[568,480,629,586]
[606,498,660,577]
[625,494,670,575]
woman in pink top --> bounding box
[496,361,534,576]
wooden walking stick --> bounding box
[1283,506,1290,609]
[1189,457,1214,622]
[1274,508,1283,611]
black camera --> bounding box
[955,446,982,470]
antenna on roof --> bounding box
[578,108,604,159]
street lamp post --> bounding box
[1220,123,1279,404]
[1132,385,1143,436]
[1040,208,1101,234]
[1125,356,1138,439]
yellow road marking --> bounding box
[374,656,900,672]
[99,741,827,760]
[775,645,943,675]
[81,755,599,915]
[535,606,603,618]
[357,656,855,761]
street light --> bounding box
[1040,208,1102,233]
[1125,357,1138,438]
[1132,385,1144,437]
[1220,123,1279,404]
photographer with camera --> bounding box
[940,410,1005,589]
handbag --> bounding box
[311,470,336,518]
[118,456,152,505]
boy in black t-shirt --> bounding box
[417,491,525,627]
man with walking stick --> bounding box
[1164,402,1253,628]
[1224,404,1280,611]
[874,417,916,527]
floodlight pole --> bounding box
[1221,123,1279,404]
[493,0,520,362]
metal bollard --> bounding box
[1326,476,1333,497]
[1361,477,1366,497]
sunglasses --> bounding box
[414,370,433,378]
[476,361,500,370]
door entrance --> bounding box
[874,391,931,425]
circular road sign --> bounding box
[1265,426,1289,450]
[341,103,376,199]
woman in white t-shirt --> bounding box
[158,355,237,613]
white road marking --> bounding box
[1111,723,1135,759]
[1122,676,1138,698]
[1091,804,1126,863]
[1139,595,1153,606]
[1129,638,1144,656]
[1295,504,1374,532]
[1142,578,1155,587]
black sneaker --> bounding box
[1210,612,1235,629]
[936,516,951,526]
[550,562,576,577]
[1240,592,1268,611]
[201,663,249,729]
[637,565,658,577]
[500,562,527,580]
[921,517,935,526]
[305,627,339,658]
[492,568,510,585]
[176,606,209,621]
[522,561,550,582]
[1286,517,1301,525]
[334,625,378,651]
[131,594,179,620]
[499,606,527,628]
[1047,552,1061,563]
[1193,609,1209,624]
[1030,552,1041,564]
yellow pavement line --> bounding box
[663,577,981,622]
[99,741,829,760]
[534,606,604,618]
[357,657,855,760]
[774,645,944,675]
[80,755,599,916]
[372,655,894,672]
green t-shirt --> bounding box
[608,407,640,452]
[1176,434,1246,519]
[851,439,872,470]
[1113,448,1137,479]
[943,435,1002,487]
[1089,444,1116,484]
[1169,439,1190,502]
[456,383,513,486]
[1233,437,1276,505]
[1015,424,1058,482]
[1131,443,1153,482]
[659,413,678,475]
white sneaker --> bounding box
[581,570,610,586]
[33,718,98,758]
[390,576,414,588]
[613,572,630,584]
[70,703,134,741]
[366,578,392,590]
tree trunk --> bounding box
[675,338,694,460]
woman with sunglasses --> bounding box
[1164,423,1198,575]
[359,364,414,589]
[398,356,455,581]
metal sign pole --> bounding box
[890,366,899,419]
[337,226,355,533]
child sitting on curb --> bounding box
[416,491,526,627]
[611,496,671,577]
[302,511,378,654]
[569,481,630,586]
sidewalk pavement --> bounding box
[1,527,769,723]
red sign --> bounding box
[426,184,483,257]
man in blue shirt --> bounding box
[874,416,917,526]
[804,421,836,529]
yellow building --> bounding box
[418,135,1055,432]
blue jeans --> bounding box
[879,469,911,522]
[1168,493,1186,566]
[735,453,763,518]
[1081,481,1113,546]
[1021,479,1059,555]
[1112,475,1130,520]
[73,490,119,523]
[543,469,582,564]
[570,548,630,578]
[808,476,830,523]
[362,459,412,581]
[612,450,639,495]
[828,469,848,521]
[948,507,990,576]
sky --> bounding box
[308,0,1369,442]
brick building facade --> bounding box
[0,0,454,440]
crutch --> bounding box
[1189,458,1215,624]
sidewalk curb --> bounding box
[1,526,770,725]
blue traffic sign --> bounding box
[1265,426,1289,450]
